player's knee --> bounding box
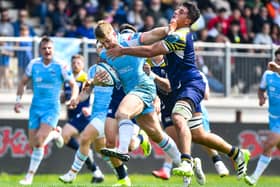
[172,101,193,123]
[79,133,91,145]
[115,111,130,121]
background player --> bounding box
[60,54,104,183]
[59,43,113,184]
[14,36,79,185]
[245,48,280,186]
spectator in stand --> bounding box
[227,20,247,44]
[147,0,164,26]
[253,22,273,45]
[235,0,246,12]
[163,0,182,21]
[75,16,95,39]
[11,0,27,9]
[0,36,14,89]
[252,6,273,34]
[104,0,127,25]
[66,0,84,17]
[206,34,229,88]
[72,6,88,28]
[211,0,231,12]
[243,6,255,42]
[201,6,216,24]
[226,8,248,40]
[49,0,71,36]
[0,8,14,37]
[246,0,263,9]
[266,0,280,26]
[127,0,146,30]
[227,20,249,93]
[13,9,36,37]
[28,0,48,29]
[195,42,225,93]
[84,0,99,16]
[139,14,156,32]
[207,7,229,35]
[271,23,280,45]
[197,28,213,42]
[16,24,33,84]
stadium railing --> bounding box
[0,36,278,97]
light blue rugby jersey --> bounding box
[25,57,74,109]
[100,33,154,94]
[260,70,280,117]
[88,64,113,113]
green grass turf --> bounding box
[0,173,279,187]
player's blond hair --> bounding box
[95,20,114,40]
[71,54,84,62]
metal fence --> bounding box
[0,36,278,96]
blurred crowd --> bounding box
[0,0,279,44]
[0,0,279,92]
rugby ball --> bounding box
[96,62,120,86]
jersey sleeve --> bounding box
[60,62,74,82]
[162,30,187,52]
[88,65,97,79]
[121,32,142,47]
[25,59,36,77]
[200,71,209,85]
[259,71,269,90]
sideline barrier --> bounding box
[0,119,279,175]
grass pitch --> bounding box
[0,173,279,187]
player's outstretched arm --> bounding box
[267,61,280,74]
[78,79,94,102]
[107,41,168,59]
[141,19,177,45]
[14,75,29,113]
[66,79,79,109]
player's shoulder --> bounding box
[119,32,141,47]
[29,57,42,65]
[25,57,42,74]
[165,28,190,42]
[199,71,208,83]
[264,70,275,76]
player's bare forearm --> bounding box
[122,42,167,58]
[141,20,177,45]
[258,88,266,106]
[16,75,29,97]
[69,80,79,101]
[78,89,91,102]
[154,76,171,93]
[141,27,169,45]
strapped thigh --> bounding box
[189,115,203,130]
[172,101,193,121]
